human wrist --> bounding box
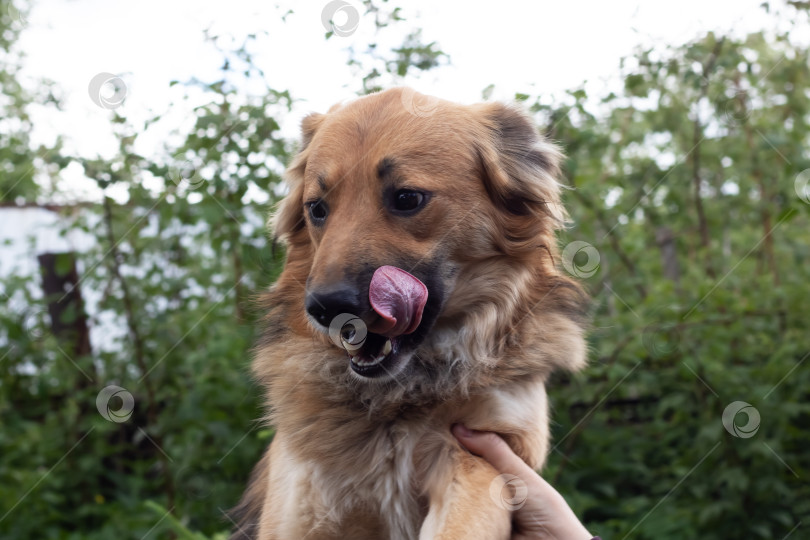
[544,490,591,539]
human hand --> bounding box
[452,424,594,540]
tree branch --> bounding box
[691,37,725,278]
[101,196,176,514]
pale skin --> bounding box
[452,424,593,540]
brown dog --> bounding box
[231,88,588,540]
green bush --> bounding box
[1,1,808,538]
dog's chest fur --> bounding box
[306,423,430,539]
[266,379,550,540]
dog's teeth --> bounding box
[342,337,361,352]
[383,339,392,356]
[352,354,385,367]
[352,355,373,366]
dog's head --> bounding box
[264,88,586,401]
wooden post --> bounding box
[38,252,92,359]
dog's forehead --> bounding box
[305,95,476,189]
[315,104,424,154]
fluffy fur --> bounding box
[231,88,588,540]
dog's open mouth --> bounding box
[344,331,399,377]
[342,265,428,379]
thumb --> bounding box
[451,424,535,480]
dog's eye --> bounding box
[392,190,426,213]
[307,199,328,224]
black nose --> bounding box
[305,285,364,328]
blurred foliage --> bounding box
[1,0,809,539]
[0,0,66,202]
[535,7,810,538]
[342,1,448,94]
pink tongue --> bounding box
[368,266,428,338]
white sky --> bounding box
[13,0,772,168]
[0,0,784,346]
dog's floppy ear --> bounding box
[475,103,567,228]
[270,113,325,244]
[297,112,326,151]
